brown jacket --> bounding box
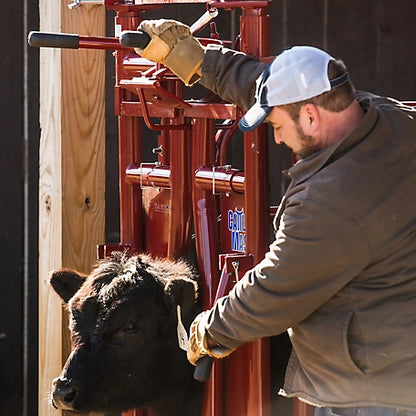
[200,45,416,409]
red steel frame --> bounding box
[53,1,316,415]
[108,2,274,415]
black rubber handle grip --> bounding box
[193,355,214,382]
[119,30,151,49]
[28,31,80,49]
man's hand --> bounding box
[134,19,204,86]
[187,311,235,366]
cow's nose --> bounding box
[52,377,79,410]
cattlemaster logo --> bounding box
[228,208,246,252]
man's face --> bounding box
[266,106,320,159]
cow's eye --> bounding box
[123,322,140,334]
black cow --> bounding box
[49,252,202,416]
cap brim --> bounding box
[238,103,272,132]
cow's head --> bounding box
[49,252,201,415]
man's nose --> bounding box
[274,131,283,144]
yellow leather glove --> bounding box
[187,311,235,366]
[135,19,204,86]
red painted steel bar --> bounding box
[115,11,144,255]
[118,98,237,120]
[191,119,220,309]
[125,163,170,188]
[166,81,193,258]
[195,166,245,194]
[118,114,143,252]
[125,164,246,196]
[78,35,130,49]
[191,118,223,416]
[216,121,240,165]
[239,5,271,416]
[168,120,193,257]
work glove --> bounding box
[187,310,235,366]
[135,19,204,86]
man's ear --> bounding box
[49,269,86,304]
[299,103,320,134]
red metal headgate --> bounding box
[108,2,274,415]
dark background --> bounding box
[1,1,415,414]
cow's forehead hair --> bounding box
[88,254,164,305]
[68,255,159,338]
[70,252,195,312]
[68,253,154,309]
[68,253,198,341]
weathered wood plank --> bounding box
[38,1,106,415]
[38,1,64,411]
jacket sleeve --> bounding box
[200,44,266,110]
[205,191,373,349]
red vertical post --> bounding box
[241,6,271,416]
[115,11,144,252]
[167,111,193,258]
[118,114,143,251]
[293,399,316,416]
[191,118,220,307]
[192,118,223,416]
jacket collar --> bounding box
[285,97,377,184]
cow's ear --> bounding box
[164,277,198,315]
[49,269,86,304]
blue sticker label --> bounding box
[228,208,246,252]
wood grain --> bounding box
[38,1,106,415]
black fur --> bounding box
[50,252,202,416]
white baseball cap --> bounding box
[238,46,350,132]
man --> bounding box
[135,20,416,416]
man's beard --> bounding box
[294,122,320,159]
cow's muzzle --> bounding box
[52,377,80,411]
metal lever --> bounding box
[119,7,218,49]
[27,32,80,49]
[190,7,219,34]
[193,258,227,382]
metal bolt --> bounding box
[152,146,163,154]
[232,261,240,282]
[68,0,81,9]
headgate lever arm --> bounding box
[27,31,129,50]
[193,256,231,382]
[119,7,218,48]
[194,254,251,381]
[28,32,80,49]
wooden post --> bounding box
[38,1,106,415]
